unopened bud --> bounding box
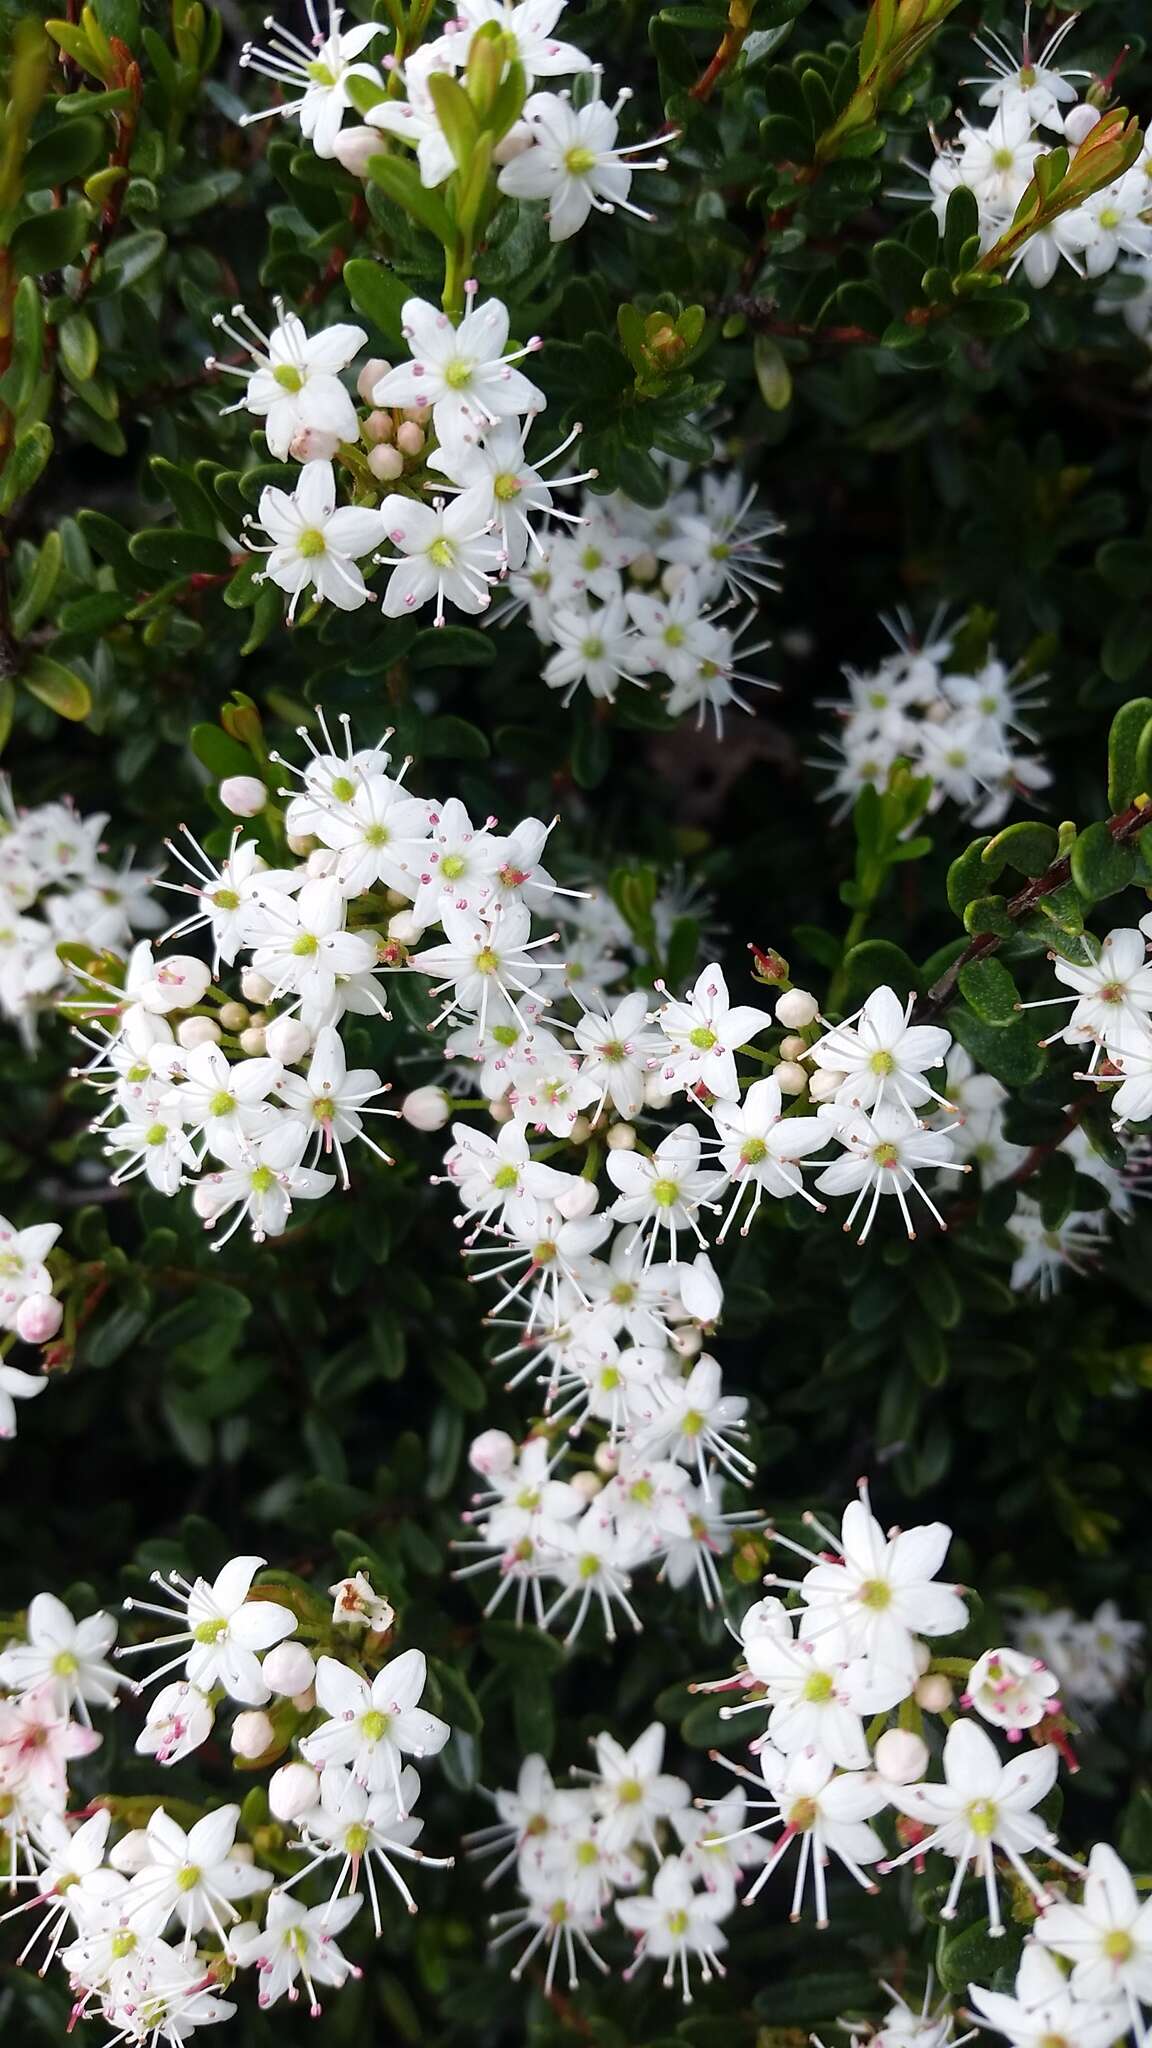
[289,424,341,463]
[808,1066,843,1103]
[593,1441,619,1475]
[218,1002,249,1033]
[779,1034,807,1060]
[109,1828,154,1875]
[489,1097,514,1124]
[287,833,315,857]
[362,408,395,446]
[387,909,424,944]
[177,1016,222,1051]
[230,1710,274,1760]
[368,442,405,482]
[269,1760,321,1823]
[470,1428,516,1477]
[874,1728,929,1784]
[261,1641,316,1697]
[750,946,790,987]
[264,1015,312,1064]
[606,1122,637,1150]
[915,1673,953,1713]
[775,987,818,1027]
[218,774,267,818]
[554,1178,599,1221]
[628,549,659,583]
[569,1471,603,1502]
[332,125,381,177]
[238,1026,266,1056]
[669,1324,704,1360]
[401,1085,451,1131]
[568,1115,591,1145]
[1064,102,1102,145]
[644,1075,675,1110]
[240,969,274,1004]
[357,358,391,402]
[775,1060,807,1096]
[396,421,425,457]
[15,1294,62,1345]
[492,121,533,165]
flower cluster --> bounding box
[497,468,781,735]
[923,16,1152,290]
[72,720,581,1245]
[0,778,158,1046]
[1011,1600,1144,1713]
[0,1563,450,2041]
[1036,916,1152,1137]
[817,615,1050,827]
[471,1728,741,2001]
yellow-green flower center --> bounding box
[297,528,327,559]
[273,363,304,392]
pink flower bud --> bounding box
[361,409,395,446]
[779,1035,807,1060]
[218,775,268,818]
[569,1471,602,1502]
[230,1710,274,1760]
[401,1085,451,1131]
[269,1761,321,1823]
[606,1122,636,1150]
[264,1015,312,1064]
[218,1001,249,1033]
[289,424,341,463]
[368,443,405,482]
[331,125,381,177]
[469,1428,516,1477]
[238,1026,266,1056]
[915,1673,953,1712]
[874,1729,929,1783]
[396,421,425,457]
[15,1294,62,1345]
[357,358,392,402]
[261,1641,316,1697]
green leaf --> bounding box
[149,457,221,537]
[21,652,91,721]
[839,938,921,1008]
[342,258,409,350]
[1,275,45,412]
[958,955,1019,1025]
[11,202,90,276]
[99,229,167,288]
[753,332,793,411]
[950,1005,1045,1087]
[981,819,1059,879]
[1107,698,1152,810]
[363,155,453,245]
[12,530,62,635]
[955,294,1030,337]
[946,836,994,915]
[58,310,99,382]
[189,724,255,781]
[1102,608,1152,688]
[129,528,231,576]
[0,422,53,513]
[24,116,104,191]
[1070,820,1138,902]
[943,183,979,271]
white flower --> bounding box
[741,1617,909,1769]
[134,1681,214,1766]
[709,1076,828,1238]
[0,1591,121,1720]
[329,1573,395,1633]
[411,902,559,1034]
[659,473,783,604]
[192,1123,336,1245]
[239,1,386,158]
[276,1024,395,1184]
[969,12,1087,133]
[249,460,387,617]
[774,1484,968,1685]
[589,1722,689,1853]
[372,294,544,443]
[542,597,643,705]
[809,986,953,1116]
[125,1803,272,1946]
[208,303,365,458]
[617,1854,730,2002]
[574,991,664,1119]
[286,1762,452,1927]
[963,1647,1061,1736]
[1035,1842,1152,2016]
[735,1742,889,1922]
[884,1717,1078,1929]
[229,1890,363,2013]
[376,485,503,623]
[162,1040,281,1156]
[356,40,462,187]
[606,1123,722,1260]
[428,419,593,572]
[443,1117,577,1233]
[248,875,378,1006]
[814,1102,965,1243]
[956,99,1043,211]
[0,1685,101,1805]
[633,1354,752,1494]
[300,1650,450,1803]
[1031,928,1152,1064]
[1067,171,1152,278]
[969,1942,1125,2048]
[446,0,591,84]
[653,963,773,1101]
[497,75,670,240]
[1006,1196,1106,1296]
[542,1513,644,1644]
[119,1555,297,1705]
